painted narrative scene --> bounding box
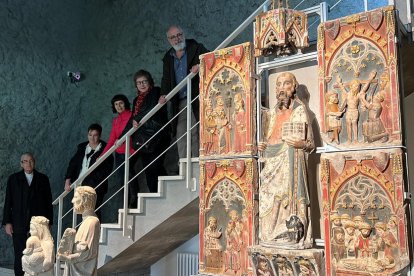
[196,1,411,276]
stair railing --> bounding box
[52,0,272,274]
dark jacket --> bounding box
[2,170,53,232]
[161,39,209,135]
[64,140,113,195]
[123,86,168,152]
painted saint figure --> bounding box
[204,100,218,154]
[233,93,246,153]
[224,210,243,273]
[259,72,314,249]
[21,216,54,276]
[325,90,343,144]
[359,72,389,142]
[355,222,372,259]
[215,95,231,154]
[57,186,100,276]
[256,256,274,276]
[336,71,376,143]
[204,216,223,268]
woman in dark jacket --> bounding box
[125,69,169,195]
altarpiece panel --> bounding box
[199,42,256,158]
[199,158,258,275]
[320,149,409,275]
[317,6,402,149]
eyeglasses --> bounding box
[168,32,183,40]
[136,80,149,86]
[21,160,34,164]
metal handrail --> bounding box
[53,0,273,274]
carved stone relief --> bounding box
[199,159,258,275]
[249,246,325,276]
[199,43,256,158]
[320,149,409,275]
[318,6,402,149]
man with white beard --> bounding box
[161,25,208,166]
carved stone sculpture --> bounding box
[318,6,402,149]
[57,228,77,256]
[22,216,55,276]
[320,149,410,275]
[57,186,100,276]
[249,247,325,276]
[254,0,308,57]
[199,43,256,158]
[259,72,314,249]
[199,158,258,275]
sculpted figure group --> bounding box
[203,209,249,274]
[326,70,390,145]
[21,186,100,276]
[22,217,54,276]
[203,92,247,155]
[330,212,400,273]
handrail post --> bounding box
[55,197,63,276]
[71,182,78,228]
[186,77,192,189]
[123,135,130,237]
[320,2,328,22]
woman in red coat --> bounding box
[101,94,149,207]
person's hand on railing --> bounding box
[190,64,199,74]
[159,95,167,104]
[133,120,139,129]
[4,223,13,236]
[64,179,72,192]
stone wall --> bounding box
[0,0,262,267]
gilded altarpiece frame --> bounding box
[199,42,256,159]
[320,149,409,275]
[317,6,402,149]
[199,158,258,276]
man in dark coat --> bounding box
[161,25,209,162]
[2,152,53,276]
[64,123,113,220]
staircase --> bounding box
[52,2,273,275]
[97,158,199,274]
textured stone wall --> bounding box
[0,0,262,267]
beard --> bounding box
[172,41,186,51]
[277,97,291,109]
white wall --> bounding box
[151,235,199,276]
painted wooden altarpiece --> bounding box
[199,158,258,275]
[198,42,258,275]
[199,42,256,159]
[320,149,410,275]
[197,3,411,276]
[317,6,402,149]
[317,5,410,276]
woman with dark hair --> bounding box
[102,94,134,158]
[102,94,149,204]
[124,69,168,194]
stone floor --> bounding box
[0,267,14,276]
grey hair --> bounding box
[166,25,184,37]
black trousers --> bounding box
[12,230,28,276]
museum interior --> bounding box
[0,0,414,275]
